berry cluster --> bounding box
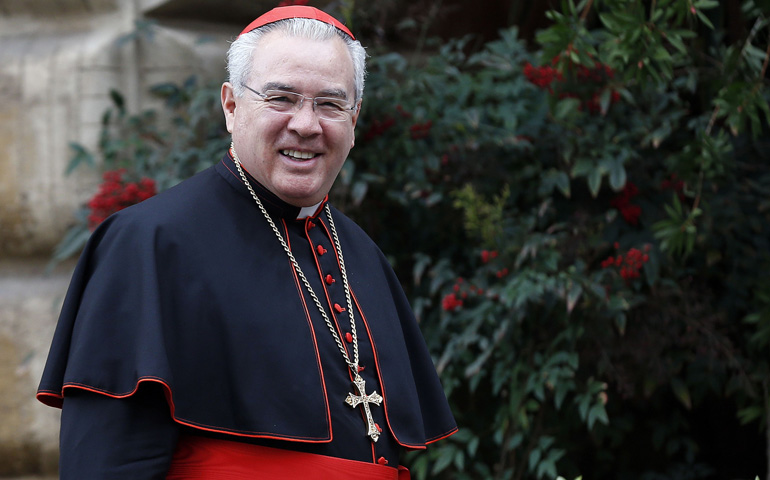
[523,62,560,88]
[442,251,508,312]
[610,182,642,226]
[441,292,464,312]
[661,173,685,201]
[87,169,156,229]
[601,243,650,283]
[363,117,395,141]
[524,57,620,114]
[442,277,486,312]
[409,120,433,140]
[481,249,498,263]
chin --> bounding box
[279,191,321,207]
[278,182,328,206]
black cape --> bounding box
[38,153,456,459]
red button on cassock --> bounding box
[345,332,353,343]
[325,274,335,285]
[317,245,327,255]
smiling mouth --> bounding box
[281,149,318,160]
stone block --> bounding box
[0,259,72,476]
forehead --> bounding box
[248,31,355,96]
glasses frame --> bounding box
[242,84,357,122]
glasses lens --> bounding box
[259,89,352,122]
[262,91,301,113]
[314,97,351,122]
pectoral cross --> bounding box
[345,374,383,442]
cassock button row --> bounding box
[325,274,335,285]
[317,245,328,255]
[345,332,353,343]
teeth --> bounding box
[282,150,316,160]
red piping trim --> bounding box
[425,427,459,444]
[370,440,377,464]
[221,156,239,180]
[38,378,337,442]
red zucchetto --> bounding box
[238,5,355,40]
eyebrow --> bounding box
[261,82,349,100]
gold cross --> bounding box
[345,374,383,442]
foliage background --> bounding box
[55,0,770,478]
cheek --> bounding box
[234,113,253,131]
[334,125,356,150]
[233,114,273,146]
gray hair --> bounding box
[226,18,366,102]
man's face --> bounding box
[222,31,360,207]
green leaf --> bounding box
[65,142,96,175]
[109,89,125,113]
[540,169,572,198]
[554,171,571,198]
[587,403,609,429]
[529,448,542,470]
[608,159,627,191]
[670,377,692,409]
[431,449,454,475]
[566,283,582,313]
[587,167,603,197]
[50,224,91,264]
[571,158,595,178]
[554,97,581,121]
[695,9,715,29]
[737,406,765,425]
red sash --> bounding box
[166,436,410,479]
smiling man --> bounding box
[37,6,456,479]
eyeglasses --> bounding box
[242,85,357,122]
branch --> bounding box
[691,105,721,214]
[759,41,770,86]
[579,0,595,22]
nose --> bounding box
[287,98,323,137]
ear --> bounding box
[350,99,362,129]
[221,82,237,134]
[350,99,362,148]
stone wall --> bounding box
[0,259,71,475]
[0,0,275,474]
[0,0,238,257]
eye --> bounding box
[264,91,299,105]
[316,98,347,111]
[267,95,295,104]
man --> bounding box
[37,5,457,479]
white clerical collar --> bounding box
[297,201,323,219]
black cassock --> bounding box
[38,152,456,478]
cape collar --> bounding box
[222,150,326,221]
